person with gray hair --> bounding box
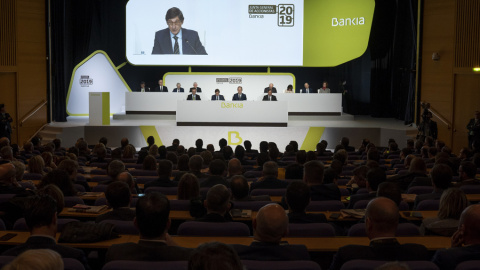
[250,161,288,191]
[11,160,25,182]
[196,184,232,222]
[330,197,429,270]
[227,158,243,177]
[0,163,30,195]
[2,249,64,270]
[232,203,310,260]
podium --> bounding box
[89,92,110,125]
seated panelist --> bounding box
[189,82,202,93]
[187,88,201,100]
[211,89,225,101]
[232,86,247,101]
[298,82,315,94]
[264,83,277,93]
[262,90,277,101]
[154,79,168,92]
[173,83,184,92]
[139,81,150,92]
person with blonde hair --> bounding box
[122,144,136,159]
[420,188,469,236]
[2,249,64,270]
[27,155,45,175]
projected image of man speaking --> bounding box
[152,7,207,55]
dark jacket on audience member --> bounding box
[413,190,444,210]
[407,176,432,190]
[387,172,428,192]
[432,244,480,270]
[195,212,233,222]
[287,212,327,224]
[2,236,90,270]
[347,192,376,209]
[309,183,341,201]
[200,175,230,188]
[105,240,193,263]
[95,207,136,223]
[232,242,310,261]
[329,238,429,270]
[249,177,288,191]
[144,176,178,189]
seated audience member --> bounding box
[177,154,190,172]
[91,143,108,164]
[0,163,32,196]
[250,161,288,191]
[295,150,307,165]
[315,142,328,156]
[188,242,243,270]
[432,204,480,270]
[177,173,200,200]
[413,164,453,210]
[200,159,229,188]
[330,197,429,270]
[234,145,246,164]
[174,155,206,181]
[200,150,212,169]
[144,160,177,189]
[187,147,196,158]
[2,195,89,269]
[244,140,259,155]
[104,160,126,185]
[289,140,299,152]
[2,249,64,270]
[388,157,428,192]
[11,160,26,182]
[117,171,139,194]
[105,192,193,262]
[376,182,402,208]
[141,136,155,152]
[330,159,344,176]
[348,167,386,209]
[196,184,232,222]
[232,203,310,260]
[194,139,205,153]
[96,181,135,223]
[38,170,76,196]
[230,175,270,201]
[57,159,90,192]
[122,144,136,159]
[286,181,327,223]
[247,152,270,173]
[347,165,368,188]
[41,152,56,171]
[142,155,157,171]
[305,151,317,162]
[0,146,14,162]
[420,188,469,236]
[28,155,46,175]
[455,161,480,186]
[303,160,341,201]
[285,163,303,180]
[166,139,180,152]
[340,137,355,152]
[222,146,234,160]
[227,158,243,177]
[323,167,339,185]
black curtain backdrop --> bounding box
[50,0,417,122]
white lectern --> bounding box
[89,92,110,125]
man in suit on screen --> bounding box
[173,83,184,92]
[232,86,247,101]
[262,89,277,101]
[189,82,202,93]
[187,88,201,100]
[264,83,277,93]
[211,89,225,101]
[151,7,207,55]
[153,80,168,92]
[298,82,315,94]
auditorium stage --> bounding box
[45,114,418,152]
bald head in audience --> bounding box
[365,197,399,239]
[0,163,16,185]
[456,204,480,246]
[117,171,135,193]
[253,203,289,243]
[303,160,325,185]
[227,158,243,177]
[204,184,231,216]
[108,160,125,180]
[262,161,278,178]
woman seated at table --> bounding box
[420,188,469,236]
[284,84,294,93]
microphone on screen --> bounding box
[185,39,198,55]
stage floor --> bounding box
[46,115,417,151]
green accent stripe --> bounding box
[101,92,110,125]
[300,127,325,151]
[140,126,163,146]
[117,62,127,69]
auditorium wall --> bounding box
[420,0,480,153]
[0,0,48,144]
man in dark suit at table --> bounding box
[189,82,202,93]
[262,89,277,101]
[138,81,150,92]
[153,79,168,92]
[298,82,315,94]
[145,160,178,189]
[211,89,225,101]
[105,192,193,262]
[232,203,310,261]
[187,88,201,100]
[2,195,90,269]
[196,184,233,222]
[151,7,207,55]
[200,159,229,188]
[264,83,277,93]
[250,161,288,191]
[432,204,480,270]
[304,160,341,202]
[330,197,429,270]
[232,86,247,101]
[173,83,184,92]
[286,181,327,224]
[96,181,135,223]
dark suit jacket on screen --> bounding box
[173,88,184,92]
[232,93,247,101]
[189,87,202,93]
[151,28,207,55]
[232,241,310,261]
[329,238,429,270]
[211,95,225,101]
[264,87,277,93]
[2,236,90,269]
[262,95,277,101]
[153,86,168,92]
[187,94,201,100]
[105,240,193,263]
